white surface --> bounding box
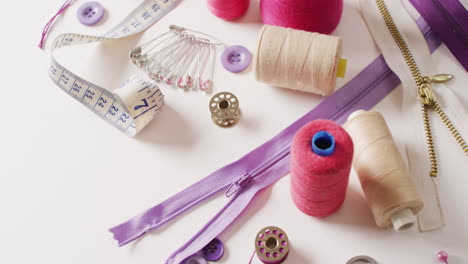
[1,0,467,264]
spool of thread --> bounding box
[207,0,249,20]
[290,120,354,218]
[255,25,342,96]
[254,226,290,264]
[260,0,344,34]
[344,110,424,231]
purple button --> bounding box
[77,1,105,26]
[202,238,224,261]
[182,254,207,264]
[221,45,251,73]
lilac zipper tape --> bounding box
[409,0,468,71]
[109,18,442,264]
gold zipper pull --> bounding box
[423,74,454,84]
[419,84,436,106]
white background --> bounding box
[1,0,467,263]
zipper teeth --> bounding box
[152,146,292,228]
[376,0,439,176]
[377,0,424,84]
[156,150,292,231]
[152,184,231,230]
[430,0,468,43]
[376,0,468,179]
[251,148,291,177]
[434,103,468,155]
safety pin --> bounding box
[172,42,200,88]
[159,36,196,84]
[147,35,190,81]
[181,41,205,89]
[130,31,171,66]
[198,42,216,91]
[165,36,198,78]
[130,25,223,91]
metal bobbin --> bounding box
[255,226,289,264]
[209,92,240,127]
[346,255,378,264]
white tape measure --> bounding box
[48,0,181,136]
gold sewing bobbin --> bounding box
[209,92,240,127]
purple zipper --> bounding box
[409,0,468,70]
[110,18,441,264]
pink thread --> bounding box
[290,120,353,218]
[248,250,256,264]
[207,0,249,20]
[38,0,76,49]
[260,0,344,34]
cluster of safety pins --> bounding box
[130,25,221,92]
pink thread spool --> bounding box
[207,0,250,20]
[290,120,353,217]
[260,0,344,34]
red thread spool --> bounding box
[207,0,250,20]
[260,0,344,34]
[290,120,353,217]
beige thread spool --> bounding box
[209,92,240,127]
[344,110,423,231]
[254,25,342,96]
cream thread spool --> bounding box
[254,25,342,96]
[209,92,240,127]
[344,110,424,231]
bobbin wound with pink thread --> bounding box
[290,120,353,218]
[255,226,289,264]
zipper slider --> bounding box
[418,83,436,106]
[418,74,453,106]
[422,74,453,84]
[225,173,253,198]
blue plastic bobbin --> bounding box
[311,131,335,156]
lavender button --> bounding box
[77,1,105,26]
[202,238,225,261]
[182,254,207,264]
[221,45,251,73]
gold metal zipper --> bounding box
[376,0,468,177]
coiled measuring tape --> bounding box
[48,0,181,136]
